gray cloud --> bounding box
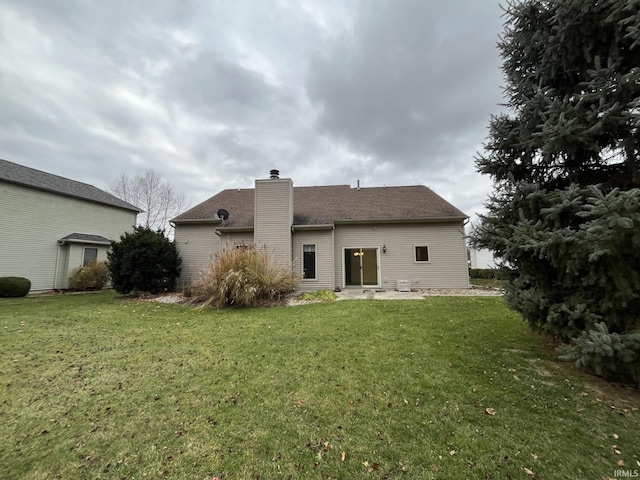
[164,52,291,124]
[0,0,505,223]
[306,0,504,167]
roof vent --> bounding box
[269,169,280,179]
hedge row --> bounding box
[469,268,503,279]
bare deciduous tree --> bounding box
[110,170,187,233]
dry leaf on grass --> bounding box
[485,408,496,415]
[524,467,535,476]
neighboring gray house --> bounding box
[172,170,469,292]
[0,159,139,291]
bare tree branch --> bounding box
[110,170,187,234]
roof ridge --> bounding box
[0,158,139,212]
[1,158,95,188]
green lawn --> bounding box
[1,293,638,479]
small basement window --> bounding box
[414,245,430,262]
[83,247,98,266]
[302,244,316,279]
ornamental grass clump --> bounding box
[193,245,297,308]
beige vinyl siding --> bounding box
[0,182,136,291]
[254,178,293,266]
[174,224,220,287]
[292,230,334,292]
[174,227,256,287]
[334,223,469,290]
[219,233,255,250]
[58,244,110,289]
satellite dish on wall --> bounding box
[216,208,229,221]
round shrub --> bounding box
[0,277,31,297]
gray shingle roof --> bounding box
[0,159,140,212]
[59,233,112,244]
[172,183,467,227]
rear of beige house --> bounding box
[173,170,469,292]
[0,159,139,291]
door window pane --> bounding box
[303,244,316,279]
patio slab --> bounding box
[335,289,424,300]
[334,287,502,300]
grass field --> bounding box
[1,292,638,479]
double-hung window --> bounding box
[83,247,98,266]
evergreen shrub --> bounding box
[0,277,31,297]
[108,227,181,295]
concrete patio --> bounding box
[334,287,502,300]
[335,289,424,300]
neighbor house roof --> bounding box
[172,184,467,227]
[0,159,140,212]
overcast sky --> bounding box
[0,0,506,225]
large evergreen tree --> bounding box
[473,0,640,382]
[478,0,640,190]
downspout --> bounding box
[463,218,470,288]
[214,228,224,257]
[290,225,295,282]
[54,240,65,290]
[331,225,336,291]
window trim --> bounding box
[302,243,317,280]
[83,247,98,266]
[413,245,430,263]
